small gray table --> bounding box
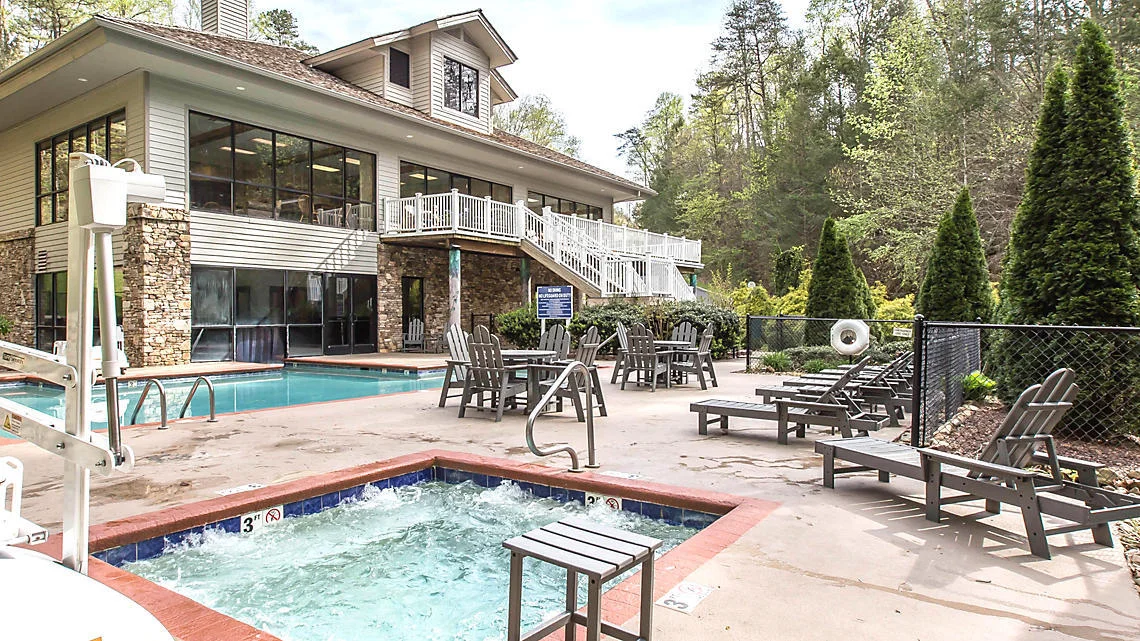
[504,516,662,641]
[501,349,558,363]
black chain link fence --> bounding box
[747,316,1140,445]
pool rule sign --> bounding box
[536,285,573,331]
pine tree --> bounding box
[858,268,876,319]
[806,218,867,320]
[1044,21,1140,327]
[916,188,993,321]
[999,65,1069,323]
[771,245,806,295]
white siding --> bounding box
[145,75,187,208]
[429,31,492,134]
[410,37,432,114]
[32,223,127,272]
[190,211,377,273]
[201,0,249,39]
[376,149,400,200]
[338,58,386,96]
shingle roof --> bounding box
[96,16,649,195]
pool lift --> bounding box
[0,153,174,640]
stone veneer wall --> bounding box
[121,203,192,366]
[0,229,35,346]
[376,244,568,350]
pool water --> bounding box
[0,366,443,436]
[124,481,695,641]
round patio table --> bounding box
[500,349,558,363]
[653,340,692,350]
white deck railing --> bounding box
[381,190,702,266]
[380,190,696,300]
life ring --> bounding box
[831,319,870,356]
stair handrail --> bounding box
[525,361,598,473]
[522,207,652,297]
[177,376,218,422]
[127,378,168,429]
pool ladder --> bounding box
[127,376,217,429]
[525,361,598,473]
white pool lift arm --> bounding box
[0,152,165,574]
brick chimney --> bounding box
[201,0,250,39]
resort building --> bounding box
[0,3,702,366]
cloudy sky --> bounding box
[259,0,809,178]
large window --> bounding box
[36,111,127,225]
[443,58,479,117]
[526,192,603,221]
[389,48,410,88]
[189,112,377,231]
[190,267,340,362]
[35,269,124,350]
[399,161,512,202]
[401,277,424,334]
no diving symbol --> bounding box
[264,508,282,523]
[604,497,621,510]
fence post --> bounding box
[745,315,753,371]
[910,314,925,447]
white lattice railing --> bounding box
[380,190,697,300]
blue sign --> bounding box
[536,286,574,320]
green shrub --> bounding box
[802,358,837,374]
[666,300,741,358]
[495,304,541,348]
[781,345,841,370]
[762,352,792,372]
[771,246,807,295]
[729,281,773,317]
[0,315,11,337]
[569,301,644,354]
[962,370,997,401]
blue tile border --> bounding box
[96,465,721,569]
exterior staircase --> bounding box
[381,190,699,300]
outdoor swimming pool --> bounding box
[121,479,697,641]
[0,366,443,436]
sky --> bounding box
[260,0,810,178]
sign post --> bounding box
[536,285,574,334]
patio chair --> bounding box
[816,368,1140,559]
[438,324,471,408]
[666,328,718,390]
[538,323,571,360]
[670,321,699,347]
[690,356,891,444]
[609,322,631,384]
[459,329,528,422]
[403,318,425,352]
[620,325,672,391]
[534,326,608,420]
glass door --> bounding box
[324,275,352,355]
[351,275,376,353]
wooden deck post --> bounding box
[449,245,462,331]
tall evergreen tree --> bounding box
[805,218,867,320]
[999,65,1069,323]
[1044,21,1140,327]
[916,188,993,321]
[771,245,806,295]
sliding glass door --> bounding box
[323,274,376,355]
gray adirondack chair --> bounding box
[403,318,425,352]
[438,324,471,407]
[459,329,527,422]
[609,322,631,384]
[668,327,717,390]
[621,324,671,391]
[670,321,699,347]
[535,326,608,420]
[538,323,571,360]
[817,368,1140,559]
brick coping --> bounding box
[34,450,779,640]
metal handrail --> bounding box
[178,376,217,422]
[525,361,598,473]
[127,378,168,429]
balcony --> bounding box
[380,190,703,268]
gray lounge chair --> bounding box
[816,368,1140,559]
[533,326,607,420]
[691,357,890,444]
[620,325,671,391]
[609,322,631,384]
[666,328,717,390]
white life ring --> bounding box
[831,319,870,356]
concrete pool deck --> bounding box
[8,360,1139,641]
